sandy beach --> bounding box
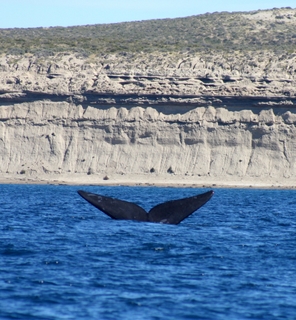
[0,172,294,189]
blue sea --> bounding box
[0,184,295,320]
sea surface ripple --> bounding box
[0,185,295,319]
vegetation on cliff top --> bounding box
[0,7,295,57]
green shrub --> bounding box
[1,8,296,56]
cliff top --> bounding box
[1,7,296,57]
[1,8,296,102]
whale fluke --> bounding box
[148,190,214,224]
[78,190,214,225]
[77,190,149,222]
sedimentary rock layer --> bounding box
[1,50,296,102]
[0,101,295,183]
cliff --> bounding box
[1,8,296,187]
[0,100,295,187]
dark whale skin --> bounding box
[78,190,214,225]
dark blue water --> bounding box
[0,185,295,320]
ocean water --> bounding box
[0,184,295,320]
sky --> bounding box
[0,0,295,29]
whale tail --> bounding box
[77,190,214,225]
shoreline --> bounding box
[0,173,295,190]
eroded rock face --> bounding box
[1,48,296,184]
[0,101,295,181]
[1,50,296,101]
